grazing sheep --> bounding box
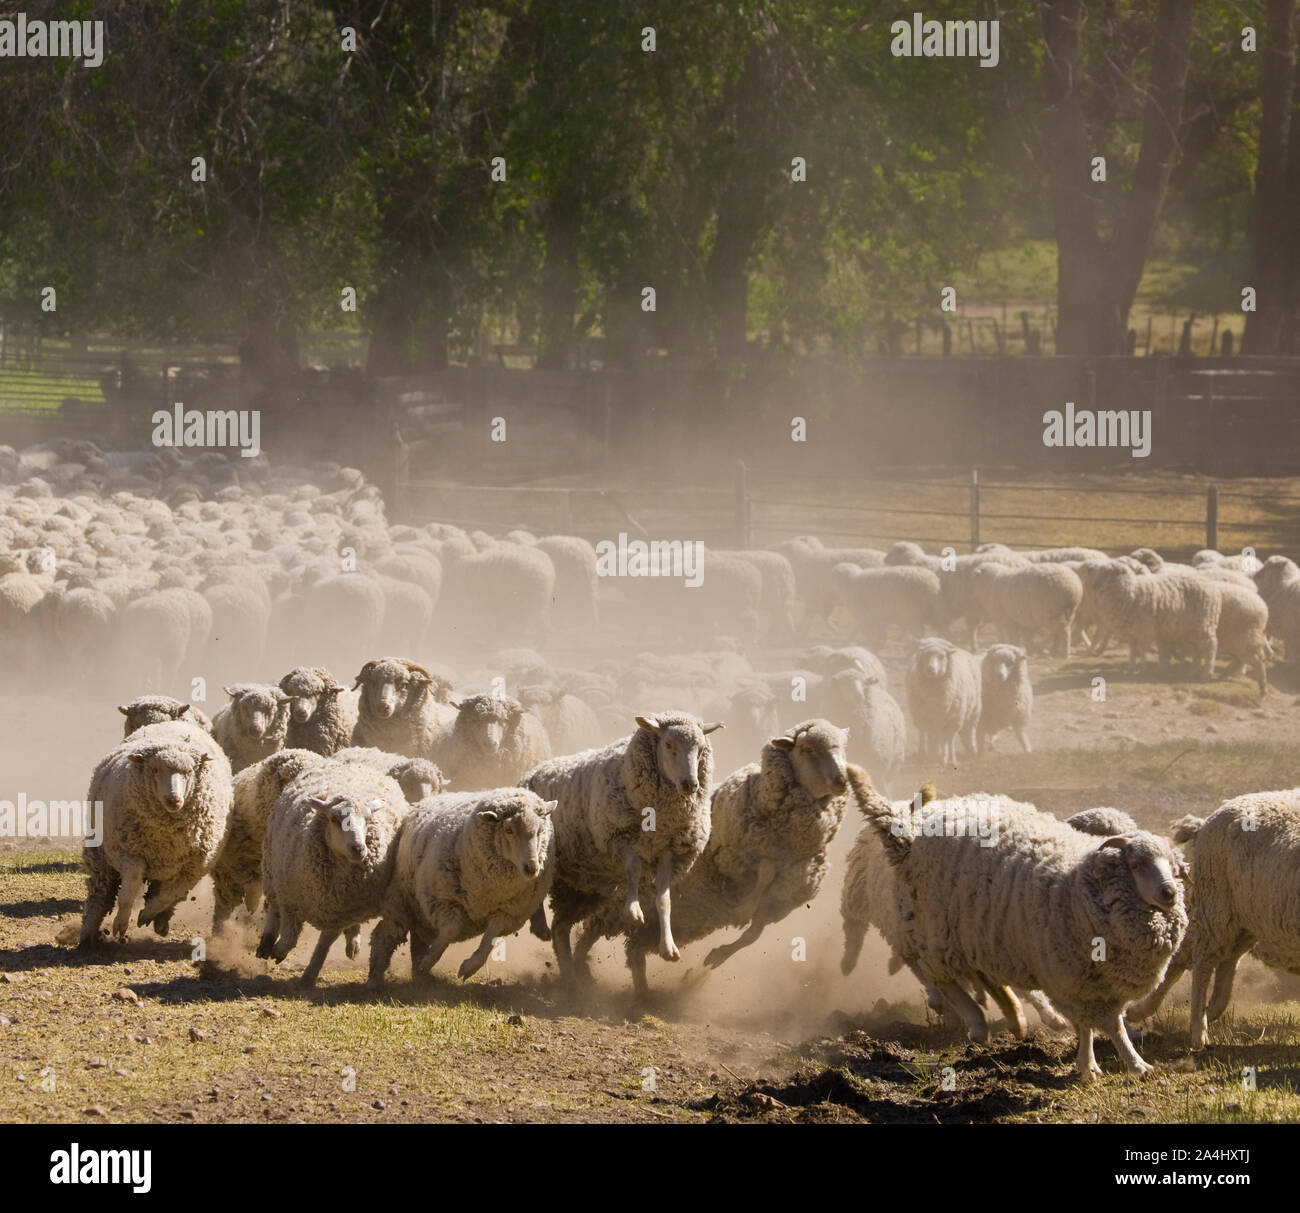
[1065,807,1141,837]
[278,666,360,755]
[521,712,722,981]
[1091,562,1221,677]
[1129,794,1300,1048]
[580,721,852,994]
[119,695,212,738]
[978,644,1032,753]
[332,746,448,803]
[970,562,1082,656]
[857,789,1186,1079]
[839,777,1069,1033]
[1254,556,1300,662]
[831,563,941,649]
[212,683,290,774]
[904,638,981,764]
[351,656,456,760]
[256,763,408,986]
[210,748,329,931]
[366,788,556,988]
[433,694,551,790]
[79,722,233,948]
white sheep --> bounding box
[978,644,1032,753]
[256,763,408,986]
[118,695,212,737]
[521,712,722,980]
[278,665,360,755]
[1129,794,1300,1048]
[210,748,329,931]
[1253,556,1300,663]
[535,535,599,630]
[432,693,551,790]
[904,638,981,764]
[211,683,290,773]
[970,562,1082,656]
[78,721,233,948]
[332,746,448,802]
[515,684,604,755]
[1212,582,1270,693]
[816,669,906,795]
[350,656,456,760]
[366,788,556,988]
[857,790,1186,1079]
[1090,561,1221,677]
[831,563,941,649]
[1065,807,1140,837]
[773,537,885,632]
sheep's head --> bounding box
[1255,555,1299,594]
[824,668,874,716]
[729,684,779,739]
[118,695,193,737]
[224,684,288,740]
[449,693,522,754]
[635,714,722,795]
[128,743,210,812]
[353,658,430,720]
[912,639,953,680]
[1129,547,1164,573]
[984,644,1027,683]
[279,666,342,725]
[308,794,377,865]
[479,793,554,878]
[770,720,849,800]
[390,758,446,804]
[884,540,926,567]
[1100,834,1182,912]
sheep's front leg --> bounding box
[626,942,650,998]
[1021,989,1069,1032]
[137,875,193,930]
[459,918,511,980]
[936,981,988,1043]
[344,925,361,960]
[528,905,551,941]
[111,857,146,941]
[300,928,341,987]
[622,848,644,925]
[1207,940,1252,1022]
[654,853,679,961]
[78,855,120,950]
[271,910,304,963]
[1105,1013,1152,1076]
[413,915,464,978]
[1075,1026,1102,1080]
[365,917,407,991]
[1189,961,1214,1049]
[256,902,280,959]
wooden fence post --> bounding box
[1206,484,1218,552]
[735,460,752,549]
[970,468,980,552]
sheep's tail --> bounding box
[846,763,913,865]
[1170,814,1205,845]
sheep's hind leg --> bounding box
[78,860,120,950]
[528,905,551,942]
[1188,961,1214,1049]
[270,911,304,963]
[343,925,361,960]
[1207,937,1253,1022]
[459,920,510,980]
[413,917,463,978]
[981,979,1026,1039]
[621,849,645,925]
[256,903,281,960]
[936,981,988,1043]
[137,876,192,932]
[365,917,406,990]
[840,920,868,976]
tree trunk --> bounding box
[1042,0,1196,354]
[1243,0,1297,354]
[536,180,582,371]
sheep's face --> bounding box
[227,688,286,740]
[772,723,849,800]
[129,747,208,813]
[1255,556,1299,594]
[636,716,722,795]
[731,688,779,740]
[288,694,319,724]
[119,698,191,737]
[311,796,376,865]
[1103,835,1182,912]
[355,662,424,720]
[485,801,554,878]
[394,761,444,804]
[985,646,1026,683]
[455,695,518,753]
[915,644,951,681]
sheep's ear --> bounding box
[635,715,663,735]
[223,685,237,697]
[305,796,331,812]
[128,751,146,765]
[537,799,557,817]
[478,808,501,822]
[1099,835,1133,850]
[179,705,194,718]
[842,726,851,738]
[449,699,463,710]
[351,676,365,690]
[117,704,130,716]
[325,684,345,696]
[770,736,796,751]
[702,721,725,735]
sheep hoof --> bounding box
[345,938,359,960]
[365,978,384,993]
[457,958,478,981]
[298,974,317,989]
[625,902,645,926]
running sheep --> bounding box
[1090,562,1221,677]
[857,790,1186,1079]
[432,693,551,790]
[256,763,408,986]
[278,666,360,755]
[970,562,1082,657]
[578,720,852,995]
[212,683,290,773]
[366,788,556,988]
[350,656,456,760]
[520,712,722,980]
[78,721,233,948]
[1128,793,1300,1048]
[830,563,941,649]
[333,746,448,803]
[118,695,212,738]
[904,638,981,764]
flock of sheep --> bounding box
[4,434,1300,1084]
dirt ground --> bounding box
[4,641,1300,1123]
